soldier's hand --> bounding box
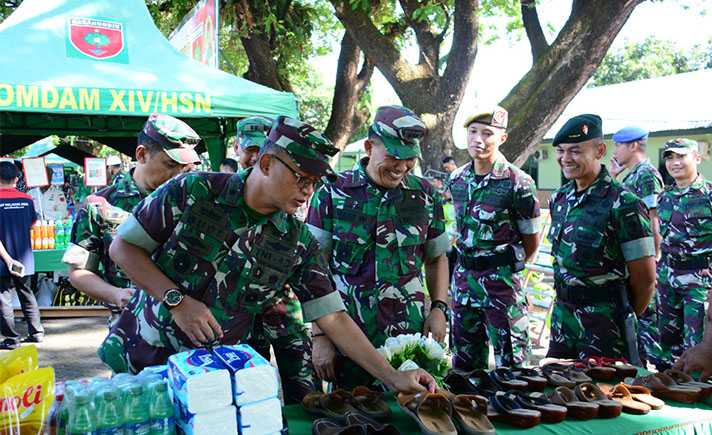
[673,341,712,382]
[608,157,625,178]
[383,368,436,394]
[423,309,447,343]
[113,287,135,310]
[312,336,337,382]
[170,295,223,347]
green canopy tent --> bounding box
[0,0,299,169]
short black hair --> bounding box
[0,161,19,183]
[220,158,238,172]
[137,132,163,155]
[634,138,648,152]
[442,156,455,164]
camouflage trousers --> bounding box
[547,299,629,360]
[637,302,664,368]
[451,274,531,370]
[657,264,711,364]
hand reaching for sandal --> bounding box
[383,368,437,394]
[673,340,712,382]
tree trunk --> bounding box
[501,0,644,166]
[240,32,293,93]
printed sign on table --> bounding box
[22,156,49,188]
[84,157,107,187]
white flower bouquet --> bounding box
[376,333,450,385]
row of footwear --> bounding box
[312,411,399,435]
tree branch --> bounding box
[521,0,548,62]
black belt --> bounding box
[663,254,712,270]
[458,251,511,271]
[555,281,628,305]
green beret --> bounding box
[552,114,603,147]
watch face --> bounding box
[165,289,183,306]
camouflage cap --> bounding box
[663,138,699,157]
[266,116,339,182]
[370,105,426,159]
[552,114,603,147]
[237,116,273,150]
[141,114,201,164]
[463,106,508,129]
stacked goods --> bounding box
[167,350,236,435]
[213,345,283,435]
[0,346,56,435]
[31,217,73,250]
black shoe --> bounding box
[23,334,44,343]
[0,340,19,350]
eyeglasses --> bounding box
[271,154,325,191]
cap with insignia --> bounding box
[663,138,699,157]
[612,126,649,143]
[141,113,201,164]
[552,114,603,147]
[237,116,273,150]
[370,105,426,159]
[463,106,508,129]
[266,116,339,182]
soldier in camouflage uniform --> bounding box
[306,105,451,390]
[548,114,656,363]
[656,138,712,368]
[610,126,665,368]
[448,106,541,370]
[63,114,200,327]
[100,116,437,402]
[233,116,272,170]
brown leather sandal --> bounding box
[574,383,623,418]
[625,373,702,404]
[312,418,365,435]
[506,390,568,423]
[665,369,712,399]
[351,386,392,421]
[512,367,548,392]
[303,390,359,423]
[485,394,541,429]
[397,392,457,435]
[597,384,652,414]
[343,411,400,435]
[438,390,495,435]
[547,386,599,420]
[619,384,665,409]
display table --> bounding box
[282,391,712,434]
[33,249,67,272]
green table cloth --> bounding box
[282,391,712,435]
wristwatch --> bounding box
[162,288,184,310]
[430,300,450,322]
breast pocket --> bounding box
[685,202,712,238]
[572,225,604,261]
[331,239,369,275]
[396,226,427,275]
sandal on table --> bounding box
[344,411,400,435]
[352,386,393,421]
[468,370,501,397]
[573,357,616,381]
[443,369,481,396]
[541,363,582,387]
[303,390,359,423]
[504,390,567,424]
[485,394,541,429]
[574,383,623,418]
[547,386,599,420]
[397,392,457,435]
[312,418,365,435]
[600,357,639,378]
[512,367,548,392]
[597,384,651,415]
[617,384,665,409]
[489,367,528,392]
[438,389,495,435]
[625,373,701,404]
[664,369,712,399]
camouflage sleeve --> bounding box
[117,176,187,254]
[513,173,542,235]
[305,185,334,253]
[638,170,664,209]
[288,230,345,322]
[425,187,450,258]
[613,191,655,262]
[62,202,102,273]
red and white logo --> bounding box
[582,125,589,135]
[68,17,124,59]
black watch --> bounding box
[162,288,184,310]
[430,300,450,322]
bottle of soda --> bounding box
[148,380,175,435]
[66,392,97,435]
[96,387,123,435]
[44,390,63,435]
[124,384,150,435]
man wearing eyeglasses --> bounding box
[234,116,272,170]
[100,116,438,402]
[306,105,451,390]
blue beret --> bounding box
[612,126,648,143]
[552,114,603,147]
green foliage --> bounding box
[0,0,22,23]
[590,36,712,87]
[293,65,334,130]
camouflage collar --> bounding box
[671,173,705,195]
[563,164,610,199]
[491,152,509,178]
[115,168,142,198]
[216,168,288,233]
[346,157,420,192]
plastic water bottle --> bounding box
[124,384,150,435]
[57,381,82,435]
[66,392,97,435]
[97,387,124,435]
[148,380,175,435]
